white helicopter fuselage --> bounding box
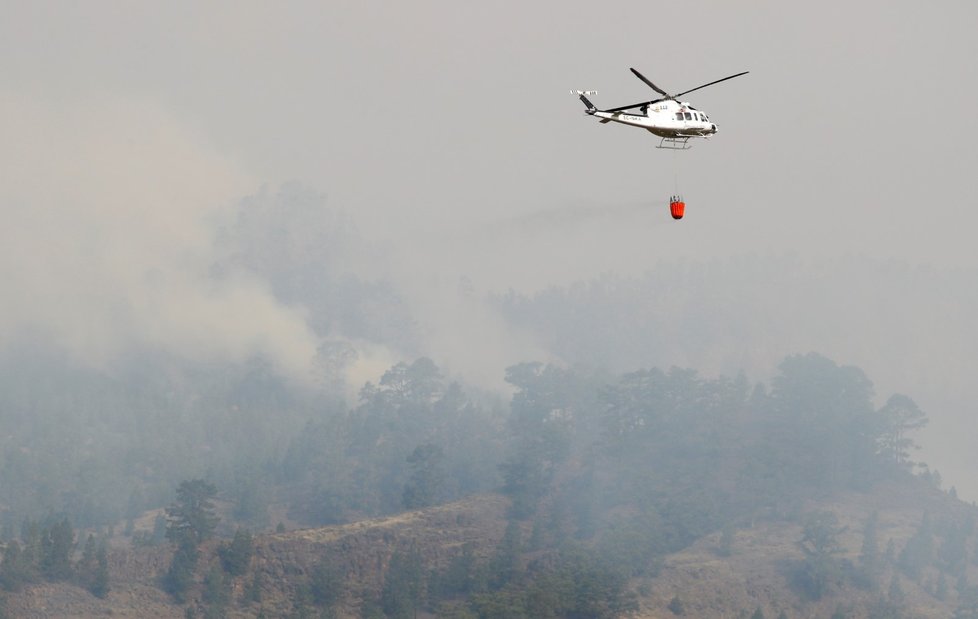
[574,68,746,149]
[591,99,717,139]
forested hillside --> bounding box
[2,186,976,617]
[4,348,976,618]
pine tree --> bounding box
[166,480,219,547]
[0,541,34,591]
[381,546,424,619]
[164,480,219,603]
[75,534,97,592]
[488,521,522,590]
[202,565,229,617]
[40,518,74,581]
[80,535,97,570]
[899,512,934,580]
[307,559,342,608]
[402,443,446,509]
[163,537,199,603]
[218,529,253,577]
[20,519,38,557]
[90,539,110,599]
[244,571,263,605]
[797,511,846,599]
[667,595,685,615]
[438,543,478,597]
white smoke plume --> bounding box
[0,91,322,381]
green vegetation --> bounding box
[2,346,961,619]
[432,352,944,617]
[0,182,974,619]
[668,595,686,615]
[0,271,963,619]
[163,479,220,602]
[795,511,846,599]
[0,518,111,598]
[75,533,110,598]
[166,480,220,547]
[307,558,343,609]
[218,529,254,577]
[380,546,424,619]
[402,443,447,510]
[0,348,956,615]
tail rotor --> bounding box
[571,90,598,114]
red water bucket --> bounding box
[670,200,685,220]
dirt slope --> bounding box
[4,482,974,618]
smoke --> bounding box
[0,91,322,381]
[377,241,555,391]
[0,82,553,396]
[367,200,670,389]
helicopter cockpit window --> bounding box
[684,112,692,120]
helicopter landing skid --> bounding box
[656,136,692,150]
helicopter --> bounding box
[572,67,748,149]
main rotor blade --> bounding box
[603,98,666,113]
[630,68,671,97]
[675,71,749,98]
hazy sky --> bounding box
[3,2,978,493]
[6,1,977,272]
